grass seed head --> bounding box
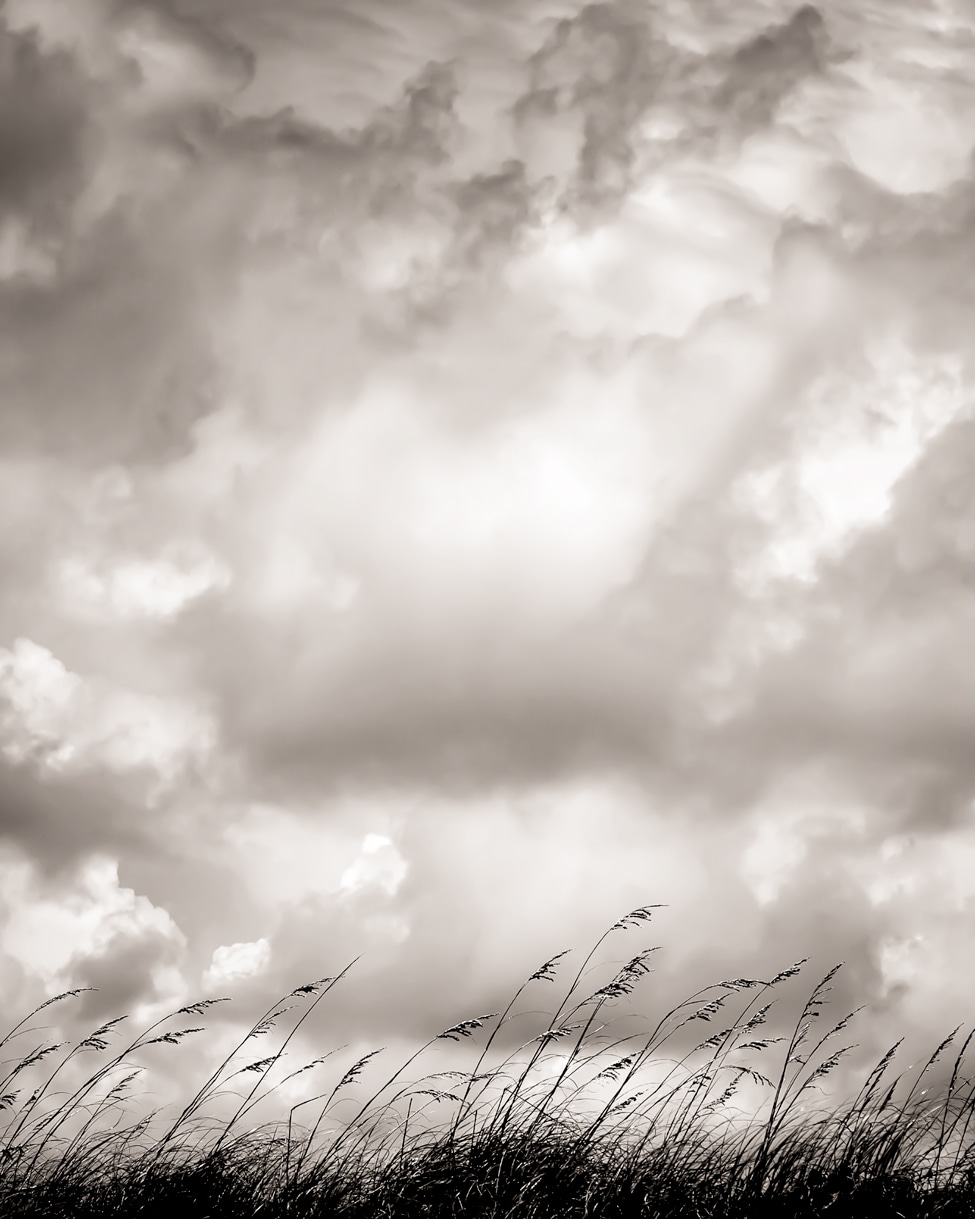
[610,904,666,932]
[31,988,95,1016]
[437,1016,496,1042]
[529,951,570,983]
[289,979,335,998]
[336,1049,385,1091]
[177,999,230,1017]
[770,959,808,985]
[143,1028,206,1048]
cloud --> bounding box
[340,833,409,899]
[204,936,271,989]
[0,16,87,220]
[0,638,215,792]
[2,0,975,1127]
[0,849,186,1018]
[514,0,659,207]
[0,0,254,465]
[711,5,834,137]
[56,540,231,622]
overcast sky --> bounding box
[3,0,975,1129]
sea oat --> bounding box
[335,1049,385,1092]
[529,951,570,983]
[609,1089,646,1114]
[437,1016,496,1042]
[240,1056,281,1076]
[769,959,808,986]
[29,989,94,1017]
[79,1018,128,1051]
[532,1026,580,1045]
[691,999,725,1023]
[596,1056,635,1082]
[176,999,231,1017]
[289,979,335,998]
[142,1028,205,1048]
[610,905,666,932]
[7,1044,66,1077]
[742,1003,774,1033]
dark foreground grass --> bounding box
[3,906,975,1217]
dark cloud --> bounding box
[0,1,253,464]
[214,635,670,800]
[64,917,184,1023]
[0,22,88,217]
[713,5,833,135]
[0,760,147,878]
[515,1,660,209]
[509,2,844,217]
[0,232,218,463]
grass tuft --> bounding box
[2,908,975,1216]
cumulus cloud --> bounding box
[204,936,271,989]
[0,848,186,1017]
[2,0,975,1127]
[0,637,215,793]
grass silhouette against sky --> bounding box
[4,908,975,1217]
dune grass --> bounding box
[2,905,975,1217]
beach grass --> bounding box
[2,905,974,1217]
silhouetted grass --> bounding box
[2,905,975,1216]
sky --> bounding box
[3,0,975,1134]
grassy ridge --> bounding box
[2,905,974,1217]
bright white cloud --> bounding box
[340,833,408,898]
[56,544,231,621]
[835,61,975,195]
[204,937,272,989]
[0,849,185,990]
[735,337,967,588]
[0,638,216,794]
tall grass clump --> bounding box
[3,904,975,1216]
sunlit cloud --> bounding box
[56,544,231,621]
[204,936,271,989]
[735,337,967,590]
[340,833,409,899]
[0,848,186,1014]
[0,638,216,797]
